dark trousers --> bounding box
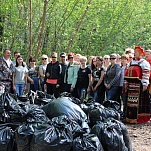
[46,83,60,98]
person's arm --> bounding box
[109,64,121,87]
[87,73,92,92]
[39,67,45,78]
[12,72,16,91]
[27,75,34,84]
[94,70,105,91]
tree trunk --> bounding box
[34,0,48,59]
[65,0,92,53]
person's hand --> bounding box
[24,85,27,91]
[143,85,147,92]
[46,72,50,77]
[13,86,16,91]
[31,80,34,84]
[106,84,111,89]
[70,87,74,92]
[56,84,60,88]
[93,86,97,91]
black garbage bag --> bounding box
[22,104,49,123]
[0,93,26,123]
[42,97,89,130]
[103,100,120,111]
[34,98,53,106]
[50,115,89,139]
[91,118,132,151]
[15,124,35,151]
[108,119,133,151]
[103,100,124,122]
[0,125,15,151]
[31,121,73,151]
[72,134,104,151]
[18,95,30,102]
[88,104,120,128]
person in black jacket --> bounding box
[59,52,68,93]
[44,52,62,98]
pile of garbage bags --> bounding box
[0,91,133,151]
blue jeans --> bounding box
[77,87,87,99]
[30,77,39,92]
[15,84,25,96]
[106,86,118,101]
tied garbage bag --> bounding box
[72,134,104,151]
[91,118,133,151]
[88,103,120,128]
[31,121,73,151]
[0,93,25,123]
[26,104,49,123]
[0,126,15,151]
[22,104,49,123]
[103,100,121,111]
[42,97,89,129]
[50,115,89,139]
[15,124,35,151]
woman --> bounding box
[117,54,129,111]
[102,55,110,71]
[91,56,105,104]
[104,54,121,101]
[44,52,62,98]
[39,54,48,91]
[76,56,91,99]
[12,55,28,96]
[124,46,150,124]
[64,53,79,96]
[27,57,39,92]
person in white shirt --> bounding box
[12,55,28,96]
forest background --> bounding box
[1,0,151,63]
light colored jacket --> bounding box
[64,63,79,88]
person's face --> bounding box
[52,55,57,62]
[41,57,48,64]
[80,59,86,66]
[145,52,151,60]
[30,59,36,66]
[134,50,140,58]
[68,57,74,63]
[121,58,128,66]
[60,56,66,63]
[3,50,11,60]
[14,53,20,59]
[103,57,110,63]
[110,58,116,64]
[17,57,23,63]
[75,55,81,63]
[96,59,102,66]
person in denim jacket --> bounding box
[64,53,79,96]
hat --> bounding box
[134,46,145,56]
[60,52,66,57]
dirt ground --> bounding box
[126,121,151,151]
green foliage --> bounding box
[1,0,151,60]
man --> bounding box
[0,49,14,93]
[59,52,68,93]
[13,51,27,67]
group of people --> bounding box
[0,46,151,124]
